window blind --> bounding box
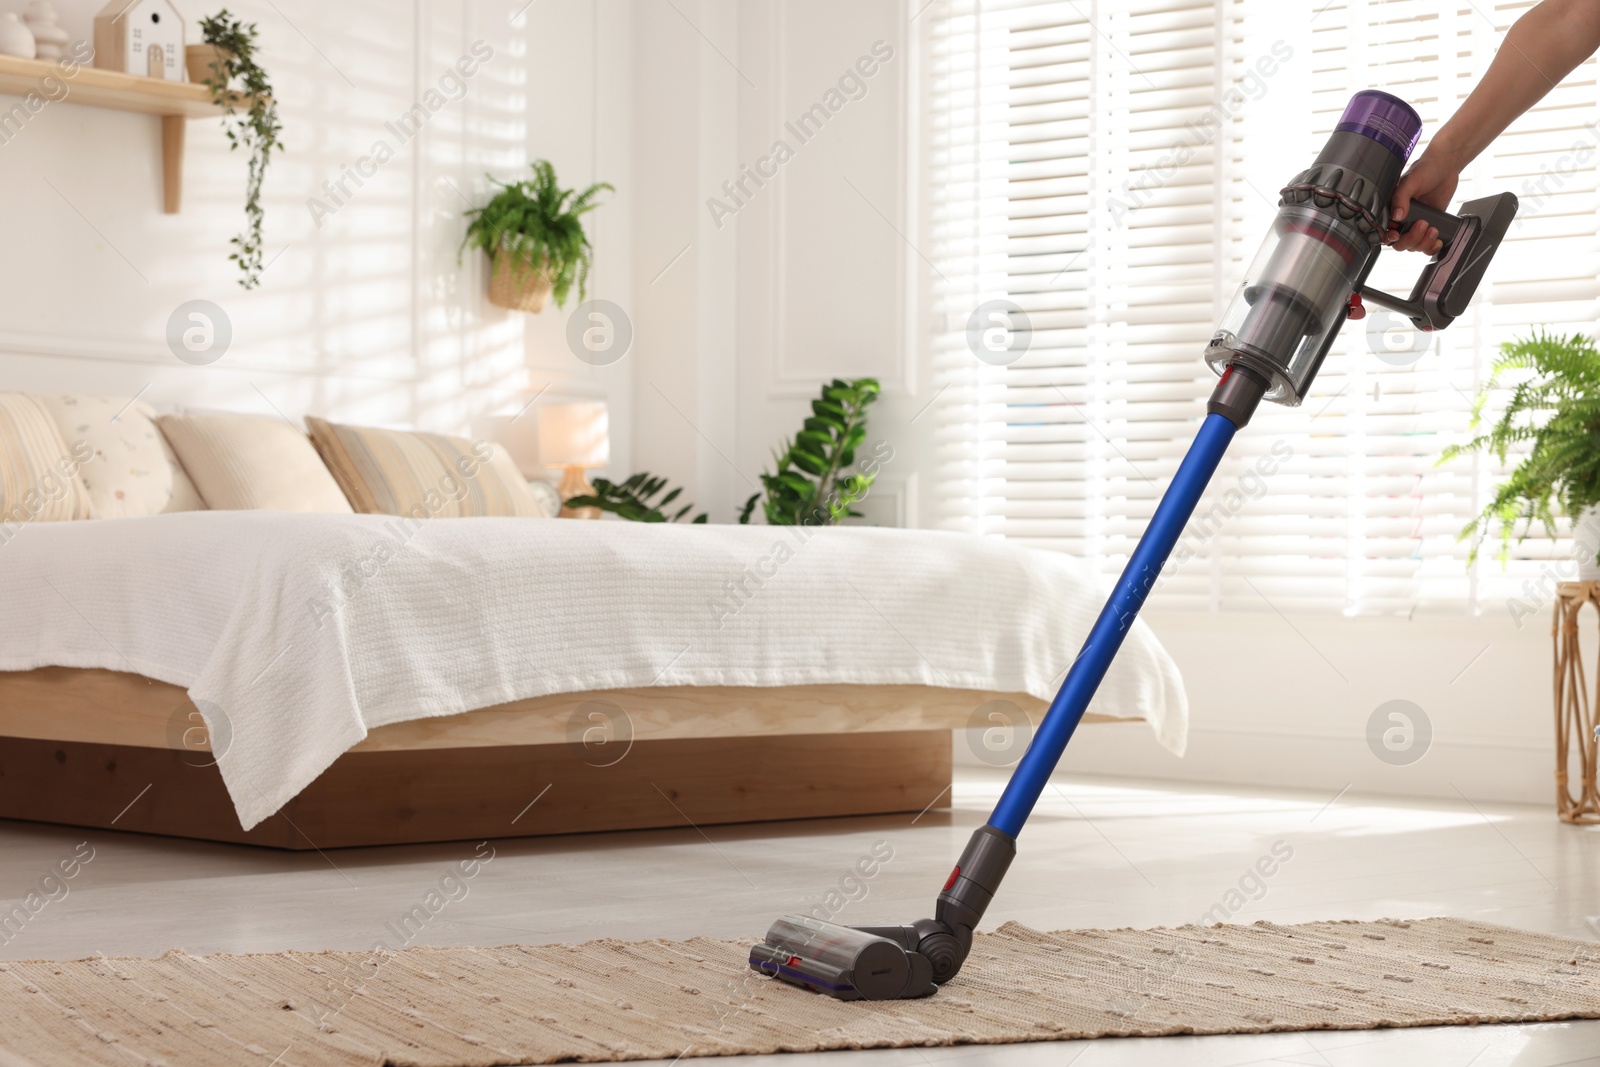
[924,0,1594,616]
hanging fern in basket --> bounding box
[198,10,283,290]
[459,161,613,308]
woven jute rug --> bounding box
[2,918,1597,1066]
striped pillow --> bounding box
[0,393,92,525]
[305,417,545,518]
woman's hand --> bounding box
[1374,1,1600,252]
[1385,152,1461,254]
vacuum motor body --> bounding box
[1205,90,1516,407]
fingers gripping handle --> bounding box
[1393,199,1465,253]
[1363,192,1519,330]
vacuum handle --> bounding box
[1393,199,1466,253]
[1359,191,1519,331]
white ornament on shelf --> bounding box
[92,0,183,79]
[0,12,36,59]
[23,1,68,61]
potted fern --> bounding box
[565,473,707,523]
[567,379,884,526]
[1440,330,1600,576]
[460,161,612,313]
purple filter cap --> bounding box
[1335,90,1423,161]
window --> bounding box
[923,0,1594,616]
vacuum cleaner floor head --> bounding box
[749,915,935,1000]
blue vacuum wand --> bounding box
[751,91,1518,1000]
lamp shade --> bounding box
[537,402,610,469]
[476,412,543,479]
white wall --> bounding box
[731,0,918,526]
[629,0,922,526]
[627,0,741,520]
[956,606,1559,806]
[1134,607,1557,806]
[0,0,635,478]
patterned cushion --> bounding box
[304,417,545,518]
[34,394,206,519]
[0,393,92,524]
[155,413,354,513]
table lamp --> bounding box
[538,401,609,519]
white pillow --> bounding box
[34,395,206,519]
[156,412,354,513]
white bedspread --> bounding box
[0,512,1186,829]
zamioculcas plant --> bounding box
[741,378,880,526]
[1439,330,1600,565]
[197,10,282,289]
[459,161,612,313]
[565,472,707,523]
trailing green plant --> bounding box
[198,10,283,290]
[565,472,707,523]
[740,378,880,526]
[1438,329,1600,564]
[459,161,612,308]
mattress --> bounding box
[0,512,1187,829]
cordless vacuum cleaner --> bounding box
[749,91,1519,1001]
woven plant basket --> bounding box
[487,251,553,313]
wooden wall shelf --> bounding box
[0,54,227,213]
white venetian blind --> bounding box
[926,0,1593,615]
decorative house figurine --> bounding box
[93,0,184,79]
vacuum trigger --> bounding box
[1345,292,1365,321]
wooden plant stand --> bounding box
[1554,582,1600,824]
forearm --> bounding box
[1427,0,1600,168]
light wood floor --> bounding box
[2,766,1597,1066]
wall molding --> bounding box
[0,334,419,382]
[761,0,913,400]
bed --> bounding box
[0,511,1188,848]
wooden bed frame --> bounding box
[0,668,1133,850]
